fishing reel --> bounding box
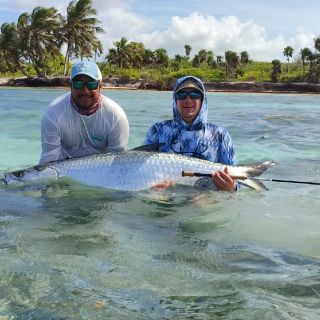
[194,177,218,191]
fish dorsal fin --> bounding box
[131,143,164,152]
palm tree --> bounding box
[0,52,7,73]
[224,51,239,78]
[184,44,191,58]
[62,0,104,75]
[283,46,294,72]
[271,59,281,82]
[113,37,129,69]
[143,49,154,68]
[216,55,223,65]
[198,49,208,65]
[105,48,118,73]
[207,50,216,68]
[126,41,145,69]
[0,23,25,74]
[171,55,183,71]
[300,47,313,73]
[192,54,200,67]
[314,37,320,53]
[16,12,30,61]
[153,48,169,68]
[17,7,62,76]
[306,38,320,83]
[240,51,249,64]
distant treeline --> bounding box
[1,0,320,84]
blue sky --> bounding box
[1,0,319,62]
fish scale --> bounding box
[2,151,274,191]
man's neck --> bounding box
[70,95,102,116]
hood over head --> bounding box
[172,76,208,130]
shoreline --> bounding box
[1,76,320,94]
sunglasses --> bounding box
[72,80,100,90]
[176,91,202,100]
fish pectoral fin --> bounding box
[131,143,165,152]
[239,178,269,191]
[152,180,174,190]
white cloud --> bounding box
[0,0,317,62]
[132,13,315,62]
[94,0,148,55]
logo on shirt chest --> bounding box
[92,135,105,142]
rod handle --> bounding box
[182,171,212,177]
[182,171,247,180]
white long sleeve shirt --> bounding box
[39,92,129,164]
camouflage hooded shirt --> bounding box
[144,75,236,165]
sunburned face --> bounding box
[176,87,203,124]
[71,75,101,110]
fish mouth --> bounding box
[1,172,22,185]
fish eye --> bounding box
[11,170,24,178]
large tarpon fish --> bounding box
[0,150,274,191]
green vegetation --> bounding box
[0,0,102,77]
[1,0,320,84]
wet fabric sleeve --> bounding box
[105,112,129,152]
[39,113,62,164]
[143,124,159,145]
[217,131,239,191]
[217,131,236,165]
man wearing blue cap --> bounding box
[39,61,129,164]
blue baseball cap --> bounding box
[70,61,102,81]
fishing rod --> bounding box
[181,171,320,186]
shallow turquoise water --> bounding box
[0,87,320,319]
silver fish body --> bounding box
[2,151,273,191]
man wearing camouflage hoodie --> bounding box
[144,75,237,192]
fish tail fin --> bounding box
[241,161,275,178]
[237,161,275,191]
[239,178,269,191]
